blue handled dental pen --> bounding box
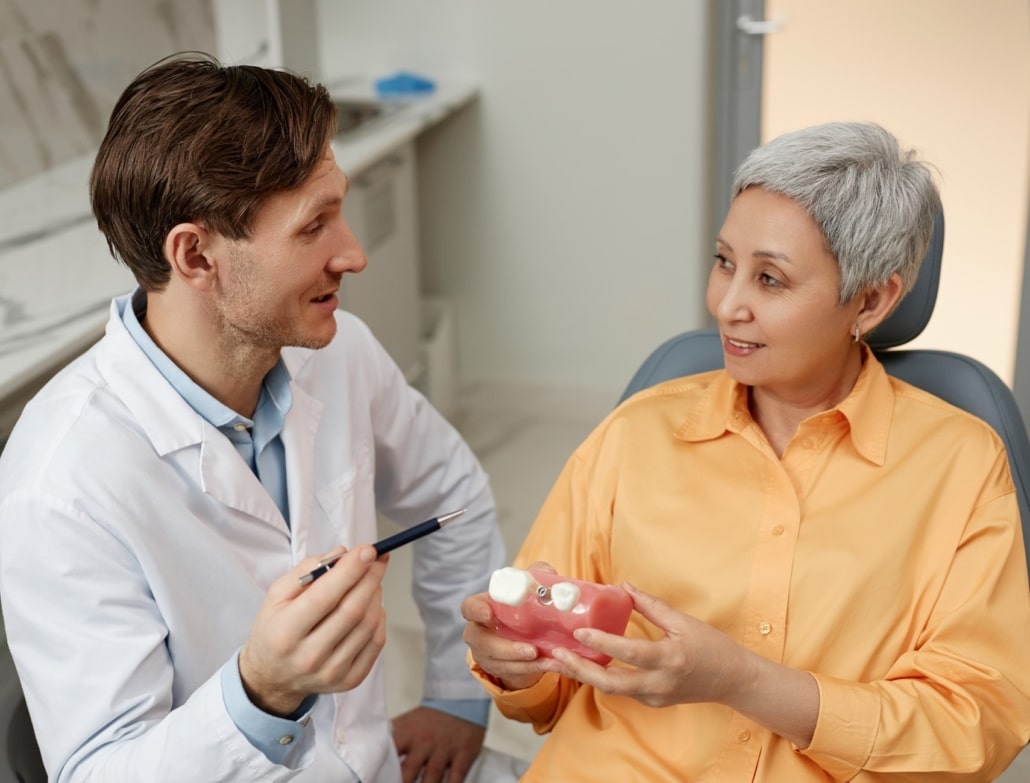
[298,509,466,585]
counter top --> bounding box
[0,78,477,407]
[328,77,478,176]
[0,155,132,403]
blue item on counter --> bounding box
[375,71,436,98]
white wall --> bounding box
[316,0,712,399]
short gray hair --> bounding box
[731,122,940,303]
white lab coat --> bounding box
[0,295,505,782]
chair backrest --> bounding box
[619,210,1030,572]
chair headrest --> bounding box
[867,207,945,351]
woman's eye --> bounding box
[713,253,732,270]
[760,272,783,288]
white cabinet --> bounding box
[339,142,423,384]
[213,0,320,78]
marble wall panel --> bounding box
[0,0,215,190]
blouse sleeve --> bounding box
[803,451,1030,780]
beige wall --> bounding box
[763,0,1030,383]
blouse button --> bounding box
[279,735,294,745]
[758,621,772,636]
[771,525,784,536]
[739,730,751,742]
[234,422,247,432]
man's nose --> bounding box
[329,220,368,274]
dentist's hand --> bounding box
[240,545,388,716]
[392,706,485,783]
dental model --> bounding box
[487,566,633,665]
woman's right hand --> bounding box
[461,592,547,691]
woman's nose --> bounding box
[710,274,751,323]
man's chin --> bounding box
[294,323,338,351]
[288,334,335,351]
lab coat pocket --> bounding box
[313,440,378,554]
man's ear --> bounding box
[856,272,905,335]
[164,223,217,290]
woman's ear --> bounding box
[164,223,216,290]
[856,272,904,335]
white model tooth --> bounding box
[550,582,581,612]
[488,567,538,606]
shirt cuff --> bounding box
[797,673,880,779]
[421,697,491,727]
[220,652,318,765]
[469,655,564,730]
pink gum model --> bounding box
[487,567,633,665]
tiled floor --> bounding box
[379,381,1030,780]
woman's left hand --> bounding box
[539,582,745,708]
[541,582,819,748]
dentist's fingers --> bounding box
[240,545,388,715]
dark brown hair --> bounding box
[89,52,337,290]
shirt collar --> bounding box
[677,347,894,465]
[253,360,293,450]
[674,370,747,443]
[121,288,293,436]
[834,347,894,465]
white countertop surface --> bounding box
[0,155,131,403]
[328,77,478,177]
[0,78,477,405]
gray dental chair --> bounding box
[619,209,1030,576]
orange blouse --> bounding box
[473,351,1030,781]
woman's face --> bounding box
[706,186,865,407]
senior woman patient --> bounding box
[462,121,1030,781]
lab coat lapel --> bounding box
[197,435,287,531]
[279,383,325,557]
[97,302,290,536]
